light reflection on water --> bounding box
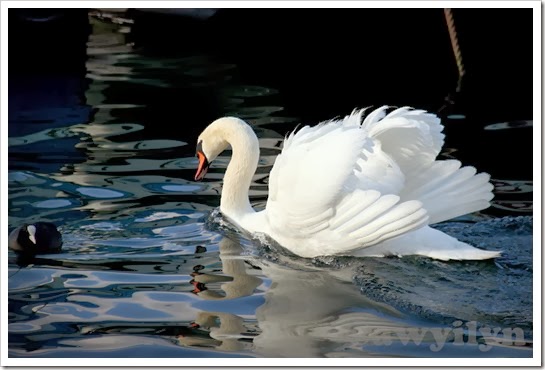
[8,13,532,358]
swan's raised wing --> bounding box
[358,106,493,224]
[267,122,366,214]
[265,111,429,257]
[359,106,445,174]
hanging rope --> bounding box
[444,8,465,92]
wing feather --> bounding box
[400,160,494,224]
[329,190,381,229]
[333,194,400,234]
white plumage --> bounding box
[194,106,500,261]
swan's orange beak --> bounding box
[195,151,209,181]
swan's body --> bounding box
[195,106,500,261]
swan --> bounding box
[194,106,501,261]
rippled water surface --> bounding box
[8,12,533,359]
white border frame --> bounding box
[1,1,541,367]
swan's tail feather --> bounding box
[351,226,502,261]
[424,245,502,261]
[400,160,494,224]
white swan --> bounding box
[194,106,501,261]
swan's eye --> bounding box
[196,140,204,156]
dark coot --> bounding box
[8,222,63,255]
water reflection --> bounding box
[172,234,532,357]
[8,212,532,358]
[190,237,262,300]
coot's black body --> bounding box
[8,222,63,255]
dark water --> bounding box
[8,10,533,358]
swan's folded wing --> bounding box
[267,186,429,257]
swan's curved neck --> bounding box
[219,120,260,219]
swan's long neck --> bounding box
[220,120,260,219]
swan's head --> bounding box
[195,117,245,181]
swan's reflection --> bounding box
[181,235,426,357]
[181,235,532,357]
[253,263,409,357]
[177,236,261,352]
[189,236,262,300]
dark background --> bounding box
[9,8,534,183]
